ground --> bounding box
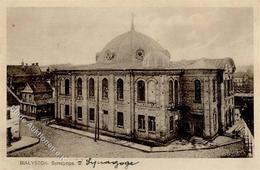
[8,120,247,158]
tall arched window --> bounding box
[102,78,108,99]
[148,81,156,103]
[89,78,94,97]
[65,79,70,95]
[59,79,63,94]
[174,80,178,106]
[213,79,216,102]
[169,80,173,104]
[194,80,201,102]
[117,79,124,100]
[137,80,145,101]
[77,78,82,96]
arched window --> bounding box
[117,79,124,100]
[102,78,108,99]
[137,80,145,101]
[77,78,82,96]
[169,80,173,104]
[174,80,178,106]
[65,79,70,95]
[194,80,201,102]
[148,81,156,103]
[59,79,63,94]
[89,78,94,97]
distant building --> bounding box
[20,81,54,119]
[234,72,253,93]
[53,22,236,144]
[7,87,20,146]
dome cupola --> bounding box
[96,16,171,68]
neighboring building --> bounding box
[234,72,248,87]
[53,23,236,144]
[7,62,56,119]
[20,81,54,119]
[234,72,253,93]
[7,62,43,97]
[7,87,20,146]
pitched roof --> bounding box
[7,65,42,77]
[56,57,235,71]
[170,57,236,70]
[234,72,248,78]
[26,81,53,93]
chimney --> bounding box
[36,62,39,66]
[21,59,24,66]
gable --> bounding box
[21,83,33,93]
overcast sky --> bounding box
[7,7,253,66]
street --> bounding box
[8,120,247,158]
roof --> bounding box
[170,57,236,70]
[25,81,53,93]
[96,27,170,67]
[7,64,42,77]
[7,87,21,106]
[57,57,235,71]
[234,72,248,78]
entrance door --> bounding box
[102,111,108,130]
[194,116,204,137]
[7,127,12,146]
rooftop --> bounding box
[7,63,42,77]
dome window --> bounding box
[105,49,115,60]
[136,49,145,60]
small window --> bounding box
[148,116,156,132]
[138,115,145,130]
[213,109,217,130]
[65,105,70,116]
[7,110,11,120]
[89,108,95,121]
[29,95,32,102]
[117,112,124,127]
[170,116,174,131]
[77,107,82,119]
[137,80,145,102]
[103,110,108,115]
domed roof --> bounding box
[96,26,170,67]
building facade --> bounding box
[20,81,54,119]
[53,24,235,143]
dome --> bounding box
[96,27,170,67]
[143,50,170,68]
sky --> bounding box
[7,7,253,66]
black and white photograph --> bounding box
[2,1,259,169]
